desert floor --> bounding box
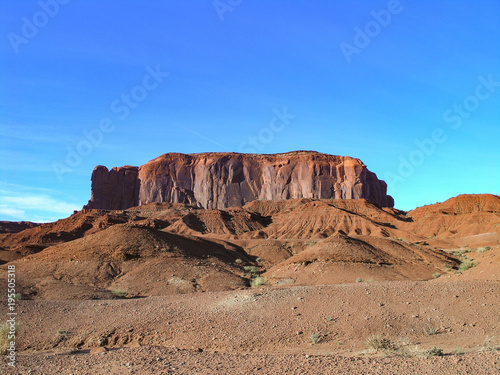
[2,279,499,374]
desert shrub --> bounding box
[432,273,441,279]
[422,347,443,357]
[365,334,398,352]
[235,258,243,264]
[457,260,476,273]
[356,277,363,283]
[244,266,261,274]
[310,333,322,344]
[478,246,492,253]
[57,329,70,337]
[423,324,439,335]
[111,289,129,298]
[454,248,476,256]
[250,276,267,288]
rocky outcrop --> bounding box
[83,165,139,210]
[84,151,394,210]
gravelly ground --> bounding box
[5,347,500,375]
[2,280,499,374]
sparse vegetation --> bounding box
[244,266,261,274]
[365,334,398,352]
[452,248,479,274]
[111,289,129,298]
[457,260,477,273]
[478,246,492,253]
[397,336,412,348]
[453,248,476,256]
[432,272,441,279]
[422,347,443,357]
[310,333,322,344]
[235,258,243,264]
[356,277,364,283]
[423,323,439,336]
[250,276,267,288]
[324,316,335,322]
[57,329,70,337]
[364,335,417,356]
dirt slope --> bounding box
[407,194,500,247]
[9,224,254,299]
[264,233,457,285]
[1,194,498,300]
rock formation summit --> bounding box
[84,151,394,210]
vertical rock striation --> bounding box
[84,151,394,210]
[83,165,140,210]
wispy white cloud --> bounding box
[2,196,77,214]
[0,206,25,219]
[0,183,80,222]
[0,182,57,194]
[0,123,77,144]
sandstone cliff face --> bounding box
[84,151,394,210]
[84,165,139,210]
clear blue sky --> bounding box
[1,0,499,222]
